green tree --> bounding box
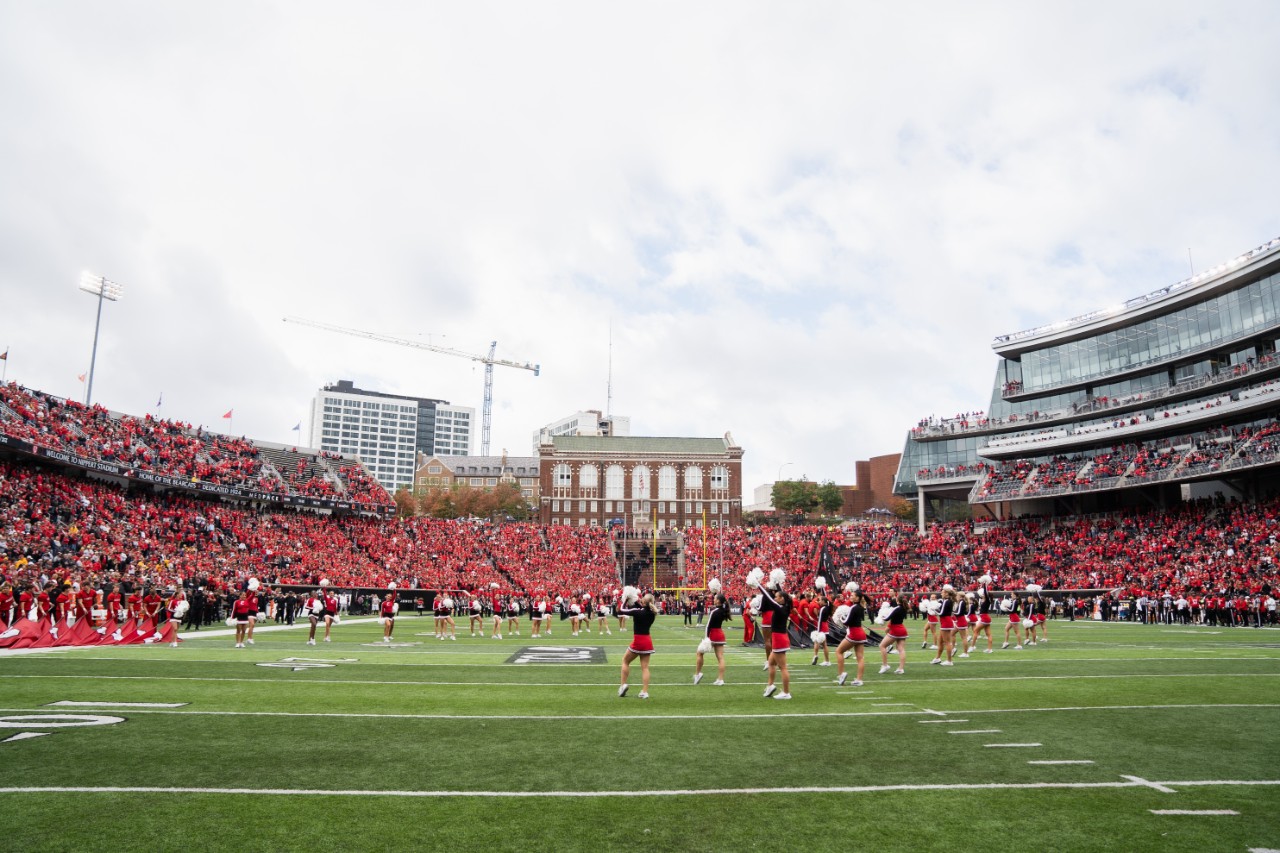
[773,479,819,515]
[816,480,844,515]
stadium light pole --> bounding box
[79,272,123,407]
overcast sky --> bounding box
[2,2,1278,501]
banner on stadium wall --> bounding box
[0,430,393,517]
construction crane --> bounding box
[283,316,540,456]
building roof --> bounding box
[549,435,735,455]
[423,455,539,475]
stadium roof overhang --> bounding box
[991,237,1280,359]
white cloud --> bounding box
[2,1,1279,496]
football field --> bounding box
[0,615,1277,852]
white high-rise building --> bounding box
[310,380,475,494]
[532,410,630,453]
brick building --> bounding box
[538,433,744,529]
[840,452,902,516]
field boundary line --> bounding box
[0,779,1276,798]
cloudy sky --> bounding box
[2,2,1278,501]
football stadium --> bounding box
[2,238,1279,852]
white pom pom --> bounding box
[555,595,563,604]
[388,582,397,590]
[810,630,825,644]
[942,583,954,592]
[876,601,893,621]
[696,637,713,655]
[917,600,930,613]
[979,574,992,585]
[225,617,236,627]
[750,595,762,616]
[769,568,786,588]
[708,578,722,594]
[845,581,859,594]
[621,585,640,606]
[247,578,260,591]
[814,576,827,590]
[1026,583,1041,593]
[319,579,330,588]
[965,591,975,599]
[378,617,386,626]
[833,604,851,626]
[331,615,341,625]
[490,582,500,589]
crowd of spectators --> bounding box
[0,381,391,509]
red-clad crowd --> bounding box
[0,382,391,508]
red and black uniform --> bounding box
[322,593,339,621]
[841,602,868,643]
[705,602,731,645]
[759,586,792,653]
[0,589,13,626]
[886,602,909,639]
[380,597,397,621]
[815,600,832,636]
[978,588,993,624]
[938,596,956,632]
[619,603,656,655]
[232,594,256,624]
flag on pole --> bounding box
[292,422,301,432]
[222,409,233,419]
[0,349,8,361]
[78,373,86,383]
[156,393,163,408]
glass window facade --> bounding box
[1016,272,1280,395]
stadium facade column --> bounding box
[917,486,926,535]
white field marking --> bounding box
[920,709,947,716]
[1028,760,1095,765]
[0,779,1277,799]
[919,719,969,724]
[872,703,914,707]
[984,743,1042,748]
[46,701,187,708]
[1248,848,1280,852]
[948,729,1002,734]
[1,732,50,743]
[0,707,935,722]
[1121,775,1178,793]
[1163,630,1223,635]
[1149,809,1239,815]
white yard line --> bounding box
[0,778,1275,799]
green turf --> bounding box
[0,616,1277,852]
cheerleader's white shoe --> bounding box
[878,664,891,674]
[693,672,704,685]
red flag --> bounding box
[78,373,86,383]
[222,409,233,419]
[4,616,50,649]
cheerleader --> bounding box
[469,596,484,636]
[440,595,456,640]
[834,585,870,687]
[694,585,730,685]
[810,587,833,667]
[380,592,398,642]
[615,590,628,631]
[570,598,586,636]
[930,587,957,666]
[320,584,340,643]
[920,593,940,650]
[304,588,324,646]
[543,597,554,636]
[757,569,793,700]
[954,593,972,659]
[1001,593,1024,649]
[1021,589,1040,645]
[595,596,612,635]
[877,592,909,674]
[165,587,187,648]
[531,597,545,637]
[491,596,505,639]
[232,588,255,648]
[1034,593,1050,642]
[506,596,522,636]
[243,580,261,646]
[618,588,657,698]
[579,594,593,634]
[433,596,445,639]
[969,575,995,653]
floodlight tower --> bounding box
[79,272,123,406]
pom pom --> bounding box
[810,630,825,644]
[247,578,260,591]
[319,579,330,588]
[331,615,341,625]
[708,578,722,594]
[979,574,992,585]
[378,617,386,626]
[225,617,236,627]
[1026,583,1041,593]
[833,604,851,626]
[621,585,641,606]
[917,600,930,613]
[769,568,786,588]
[942,583,954,592]
[814,576,827,590]
[749,594,762,616]
[388,582,397,590]
[490,582,500,589]
[876,601,893,622]
[845,581,859,594]
[965,591,975,599]
[696,637,713,655]
[555,595,563,604]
